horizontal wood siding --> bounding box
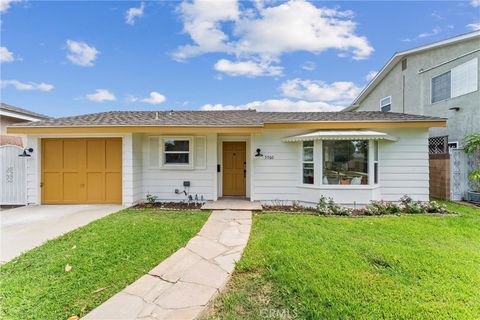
[378,128,429,201]
[251,128,430,204]
[140,133,216,201]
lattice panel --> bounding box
[429,136,448,154]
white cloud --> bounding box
[280,78,362,105]
[0,0,20,13]
[365,70,378,82]
[174,0,373,72]
[403,26,442,42]
[201,98,344,112]
[214,58,282,77]
[126,91,167,104]
[301,61,316,71]
[471,0,480,7]
[125,2,145,25]
[0,79,54,91]
[173,0,239,61]
[142,91,166,104]
[466,23,480,31]
[66,40,99,67]
[0,46,14,62]
[85,89,116,102]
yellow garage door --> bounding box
[41,138,122,204]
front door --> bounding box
[223,141,246,196]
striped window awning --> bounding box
[282,130,398,142]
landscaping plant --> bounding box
[316,195,352,216]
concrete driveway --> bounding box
[1,205,123,263]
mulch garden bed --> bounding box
[134,202,204,210]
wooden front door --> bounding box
[223,142,246,196]
[41,138,122,204]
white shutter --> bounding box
[195,136,207,170]
[451,58,478,98]
[148,136,160,168]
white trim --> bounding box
[283,130,398,142]
[161,136,194,170]
[194,136,207,170]
[297,184,380,190]
[380,96,392,112]
[0,109,46,122]
[217,135,251,198]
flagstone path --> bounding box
[84,210,252,320]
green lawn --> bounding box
[206,202,480,320]
[0,209,209,320]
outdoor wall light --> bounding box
[255,148,263,157]
[19,148,34,157]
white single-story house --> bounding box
[7,110,446,207]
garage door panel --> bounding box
[86,172,105,202]
[43,172,62,202]
[43,140,63,170]
[86,139,105,171]
[63,139,82,171]
[63,173,80,202]
[105,172,122,202]
[42,138,122,204]
[106,139,122,171]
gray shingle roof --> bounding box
[1,103,50,120]
[11,110,445,127]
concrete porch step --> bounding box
[201,199,262,211]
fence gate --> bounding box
[450,148,475,201]
[0,145,26,205]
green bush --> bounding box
[316,195,352,216]
[363,200,401,216]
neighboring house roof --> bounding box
[345,30,480,111]
[1,102,50,121]
[10,110,445,128]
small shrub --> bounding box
[316,196,351,216]
[363,201,401,216]
[400,195,447,214]
[146,193,158,205]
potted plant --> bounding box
[464,133,480,204]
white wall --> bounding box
[251,128,430,205]
[378,128,430,201]
[132,133,143,204]
[139,133,217,202]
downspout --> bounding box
[402,75,406,114]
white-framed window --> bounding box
[373,140,379,184]
[380,96,391,112]
[322,140,369,185]
[431,57,478,103]
[162,137,193,168]
[431,71,451,103]
[302,141,314,184]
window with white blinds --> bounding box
[451,57,478,98]
[431,57,478,103]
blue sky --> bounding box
[1,0,479,117]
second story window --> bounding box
[380,96,391,112]
[431,71,451,103]
[431,57,478,104]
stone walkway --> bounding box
[84,210,252,320]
